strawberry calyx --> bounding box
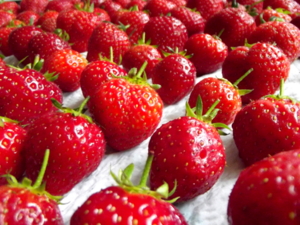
[2,149,62,203]
[111,154,179,203]
[161,47,191,59]
[0,116,19,127]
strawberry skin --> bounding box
[70,186,187,224]
[149,116,226,202]
[228,149,300,225]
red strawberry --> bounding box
[248,20,300,62]
[149,97,226,202]
[45,0,76,12]
[16,10,40,25]
[0,117,27,185]
[23,99,106,196]
[143,0,178,17]
[86,22,131,64]
[36,10,59,32]
[20,0,49,14]
[0,26,15,56]
[99,0,123,23]
[0,57,5,68]
[0,149,64,224]
[186,0,225,20]
[232,81,300,166]
[126,0,147,10]
[228,149,300,225]
[0,10,16,28]
[222,42,290,104]
[151,51,196,105]
[143,15,188,54]
[263,0,300,18]
[236,0,264,16]
[70,156,188,224]
[87,63,163,151]
[80,55,128,98]
[0,1,20,15]
[184,33,228,76]
[255,7,292,25]
[204,1,257,49]
[41,49,88,92]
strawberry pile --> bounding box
[1,0,300,224]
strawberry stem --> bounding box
[233,68,253,87]
[139,154,154,187]
[32,149,50,189]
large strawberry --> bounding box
[23,99,106,196]
[232,80,300,166]
[228,149,300,225]
[70,155,188,224]
[0,116,27,185]
[0,149,64,224]
[149,97,227,202]
[88,62,163,151]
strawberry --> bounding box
[0,57,5,68]
[20,0,49,14]
[16,10,40,25]
[236,0,264,15]
[151,50,196,105]
[0,1,20,15]
[255,7,292,25]
[41,48,88,92]
[70,156,188,224]
[143,0,178,17]
[204,1,257,49]
[98,0,123,23]
[0,65,63,126]
[149,97,226,202]
[263,0,300,19]
[126,0,147,10]
[228,149,300,225]
[45,0,76,12]
[232,80,300,166]
[36,10,59,32]
[184,33,228,76]
[87,63,163,151]
[0,116,27,185]
[0,10,16,28]
[0,26,15,56]
[248,20,300,62]
[186,0,225,20]
[0,149,64,224]
[23,99,106,196]
[222,42,290,104]
[86,22,131,64]
[80,53,128,98]
[143,15,188,54]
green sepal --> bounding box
[0,116,19,127]
[264,78,297,103]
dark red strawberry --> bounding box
[23,99,106,196]
[151,51,196,105]
[149,97,226,202]
[70,156,188,224]
[16,10,40,25]
[20,0,49,14]
[88,63,163,151]
[87,22,131,64]
[184,33,228,76]
[186,0,225,20]
[0,149,64,224]
[143,15,188,54]
[36,10,59,32]
[0,116,27,185]
[222,42,290,104]
[228,149,300,225]
[41,48,88,92]
[248,20,300,62]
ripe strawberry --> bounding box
[41,48,88,92]
[23,99,106,196]
[263,0,300,18]
[36,10,59,32]
[80,54,128,98]
[45,0,76,12]
[151,51,196,105]
[228,149,300,225]
[143,0,178,17]
[184,33,228,76]
[204,1,257,49]
[222,42,290,104]
[0,26,15,56]
[149,97,226,202]
[20,0,49,14]
[232,80,300,166]
[186,0,225,20]
[143,15,188,54]
[88,63,163,151]
[98,0,123,23]
[248,20,300,62]
[236,0,264,15]
[16,10,40,25]
[255,7,292,25]
[0,117,27,185]
[126,0,147,10]
[0,1,20,15]
[0,149,64,224]
[86,22,131,64]
[0,10,16,28]
[70,156,188,224]
[0,65,63,125]
[0,57,5,68]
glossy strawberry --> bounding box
[23,99,106,196]
[222,42,290,104]
[143,0,177,17]
[184,33,228,76]
[0,117,27,185]
[36,10,59,32]
[149,98,226,202]
[41,48,88,92]
[88,63,163,151]
[228,149,300,225]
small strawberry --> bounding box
[228,149,300,225]
[20,0,49,14]
[0,149,64,224]
[45,0,76,12]
[0,10,16,28]
[88,62,163,151]
[233,80,300,166]
[186,0,225,20]
[41,48,88,92]
[0,26,15,56]
[36,10,59,32]
[70,156,188,224]
[149,97,227,202]
[151,50,196,105]
[184,33,228,76]
[143,0,178,17]
[16,10,40,25]
[98,0,123,23]
[0,116,27,185]
[23,99,106,196]
[0,1,20,15]
[263,0,300,19]
[255,7,292,25]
